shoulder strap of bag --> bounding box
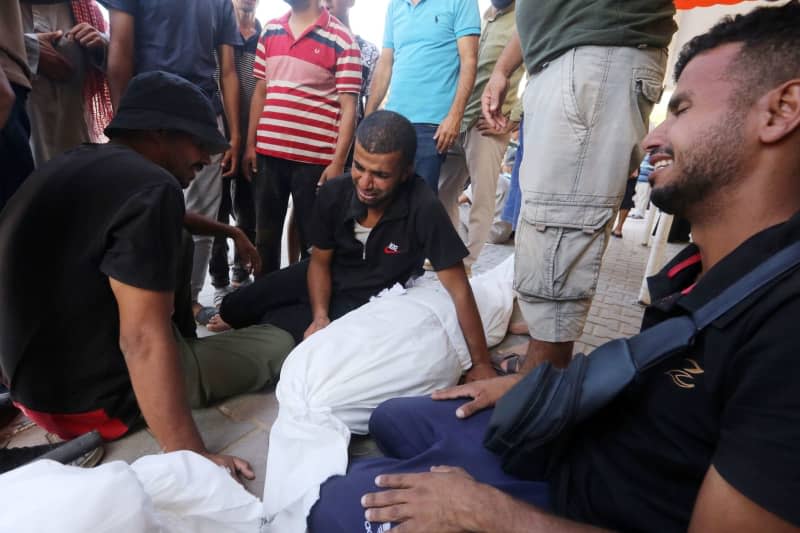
[632,239,800,372]
[692,240,800,328]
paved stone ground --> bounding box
[2,214,684,499]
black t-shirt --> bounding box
[309,175,468,302]
[0,143,185,428]
[551,212,800,531]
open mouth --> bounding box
[653,159,673,171]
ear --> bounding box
[759,79,800,144]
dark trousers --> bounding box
[1,84,34,211]
[309,396,552,532]
[253,155,324,275]
[218,260,363,343]
[210,174,256,287]
[413,123,446,193]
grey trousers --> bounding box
[439,126,511,268]
[185,115,225,303]
[515,45,667,342]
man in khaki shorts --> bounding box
[483,0,677,368]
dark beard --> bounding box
[650,112,744,219]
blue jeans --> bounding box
[413,124,446,193]
[501,117,523,229]
[309,396,551,532]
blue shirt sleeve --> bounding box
[382,0,394,50]
[97,0,137,14]
[453,0,481,38]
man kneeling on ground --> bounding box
[0,71,295,478]
[215,110,497,382]
[310,3,800,532]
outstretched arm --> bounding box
[436,264,495,382]
[319,92,357,185]
[183,211,260,276]
[434,34,478,154]
[305,246,335,338]
[242,79,266,180]
[365,48,393,115]
[481,29,523,131]
[110,278,254,480]
[106,9,135,109]
[363,467,609,533]
[218,43,240,178]
[688,466,799,533]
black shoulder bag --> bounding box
[484,241,800,476]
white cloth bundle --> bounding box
[262,257,515,532]
[0,451,264,533]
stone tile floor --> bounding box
[2,213,684,499]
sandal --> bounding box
[491,352,526,375]
[194,306,219,326]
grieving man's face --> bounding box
[161,132,212,188]
[351,142,411,210]
[642,44,749,219]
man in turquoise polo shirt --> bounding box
[366,0,479,194]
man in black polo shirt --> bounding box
[0,71,294,479]
[215,110,497,383]
[310,3,800,532]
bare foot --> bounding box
[207,314,232,333]
[508,321,529,335]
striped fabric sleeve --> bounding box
[253,33,269,81]
[335,34,362,94]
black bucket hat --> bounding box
[104,71,230,154]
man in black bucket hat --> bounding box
[0,71,294,479]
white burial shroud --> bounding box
[262,257,516,532]
[0,451,265,533]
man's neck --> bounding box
[236,8,257,38]
[691,175,800,274]
[334,11,350,28]
[290,3,322,36]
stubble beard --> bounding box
[650,111,745,222]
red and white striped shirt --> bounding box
[253,10,362,165]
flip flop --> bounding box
[491,352,525,375]
[611,231,623,238]
[194,306,219,326]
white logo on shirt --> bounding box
[364,521,393,533]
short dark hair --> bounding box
[355,110,417,168]
[674,1,800,103]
